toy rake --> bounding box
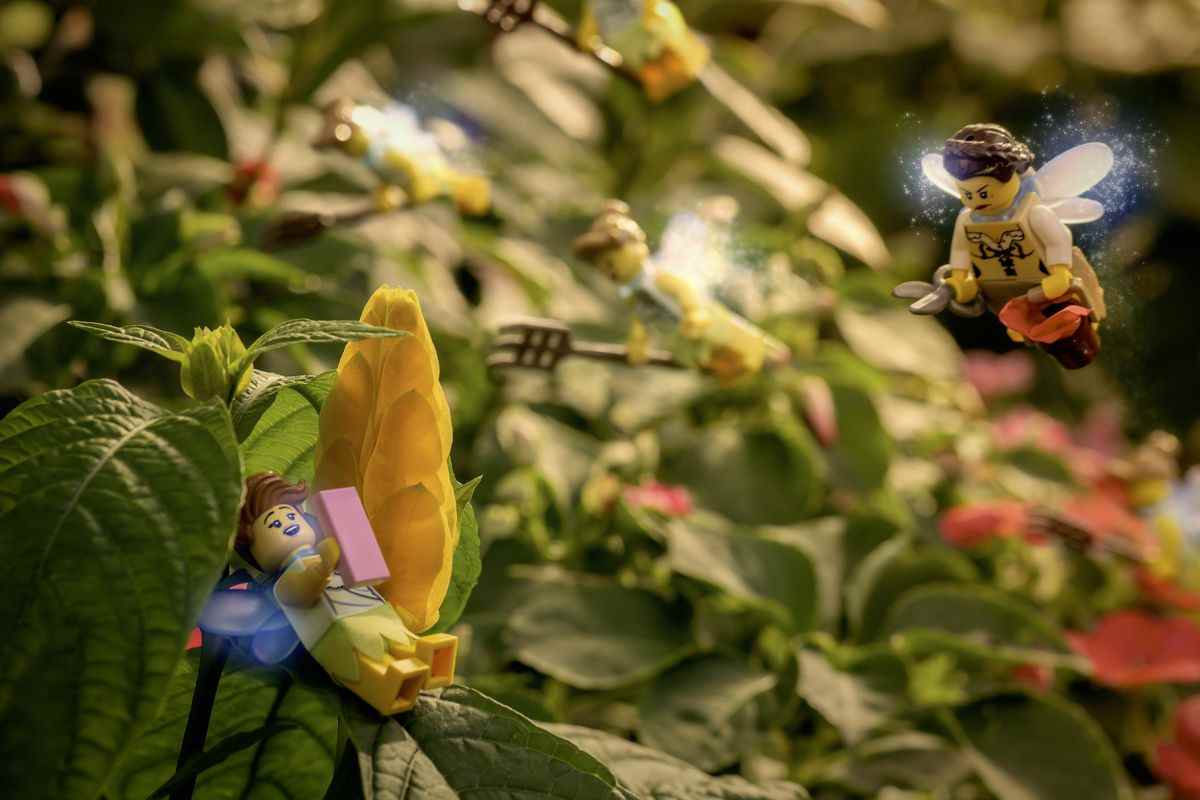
[487,318,681,372]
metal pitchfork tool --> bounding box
[487,318,681,373]
[892,265,987,318]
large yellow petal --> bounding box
[362,391,446,503]
[371,484,452,632]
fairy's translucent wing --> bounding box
[1034,142,1114,201]
[922,152,961,199]
[1048,197,1105,224]
[197,578,279,637]
[653,211,731,293]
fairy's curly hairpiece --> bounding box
[943,123,1035,182]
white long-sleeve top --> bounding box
[949,202,1073,272]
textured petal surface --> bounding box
[316,287,457,631]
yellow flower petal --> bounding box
[371,484,451,632]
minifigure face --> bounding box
[250,504,317,572]
[595,240,649,284]
[956,174,1020,212]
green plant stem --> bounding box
[171,633,230,800]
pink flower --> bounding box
[1011,663,1053,692]
[939,500,1034,548]
[990,407,1075,454]
[1060,492,1152,552]
[1155,696,1200,800]
[799,376,838,447]
[623,481,694,517]
[1067,611,1200,687]
[963,349,1035,401]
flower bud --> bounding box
[179,324,251,400]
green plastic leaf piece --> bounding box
[847,536,978,640]
[240,371,336,483]
[549,723,810,800]
[68,319,190,360]
[0,379,242,799]
[638,655,777,772]
[667,515,819,632]
[949,693,1133,800]
[882,583,1066,653]
[110,656,339,800]
[506,578,694,689]
[351,685,630,800]
[796,646,906,745]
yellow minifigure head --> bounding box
[315,99,370,158]
[572,200,650,285]
[943,124,1034,213]
[236,472,316,572]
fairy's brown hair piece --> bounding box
[943,124,1035,183]
[236,472,309,563]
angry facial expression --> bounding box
[957,174,1020,212]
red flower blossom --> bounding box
[963,349,1035,401]
[1011,663,1053,692]
[0,175,20,215]
[939,500,1033,548]
[990,407,1075,454]
[1060,492,1152,552]
[1067,611,1200,687]
[623,481,694,517]
[1155,696,1200,800]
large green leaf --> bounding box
[661,423,825,525]
[68,319,190,361]
[950,693,1133,800]
[882,584,1067,653]
[826,383,891,493]
[109,656,340,800]
[549,723,809,800]
[0,379,242,799]
[638,655,777,772]
[817,732,971,796]
[351,686,629,800]
[236,320,405,376]
[835,307,961,381]
[847,537,978,640]
[135,61,229,158]
[667,515,819,632]
[506,577,694,689]
[795,646,906,745]
[240,371,335,483]
[0,297,69,377]
[230,369,335,441]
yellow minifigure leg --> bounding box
[414,633,458,689]
[342,652,430,715]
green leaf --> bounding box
[836,307,962,381]
[240,371,336,483]
[135,60,228,158]
[548,723,810,800]
[949,693,1133,800]
[818,732,971,796]
[638,655,777,772]
[68,319,190,361]
[0,380,242,799]
[196,248,311,287]
[351,685,629,800]
[235,319,405,379]
[231,370,336,441]
[796,646,906,745]
[110,656,339,800]
[847,537,978,640]
[662,423,825,525]
[506,577,694,689]
[0,297,69,377]
[148,722,299,798]
[427,479,482,635]
[667,515,819,632]
[882,584,1066,653]
[827,383,891,493]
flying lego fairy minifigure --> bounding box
[199,473,458,715]
[316,98,490,216]
[894,124,1114,369]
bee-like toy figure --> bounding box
[894,124,1113,369]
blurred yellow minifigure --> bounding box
[572,200,789,383]
[317,99,490,216]
[576,0,709,101]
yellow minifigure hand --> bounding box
[317,538,341,575]
[680,309,711,338]
[944,269,979,304]
[1041,265,1073,300]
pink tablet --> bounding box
[308,487,389,587]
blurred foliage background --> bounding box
[5,1,1200,798]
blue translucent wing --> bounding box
[250,611,300,664]
[197,578,278,638]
